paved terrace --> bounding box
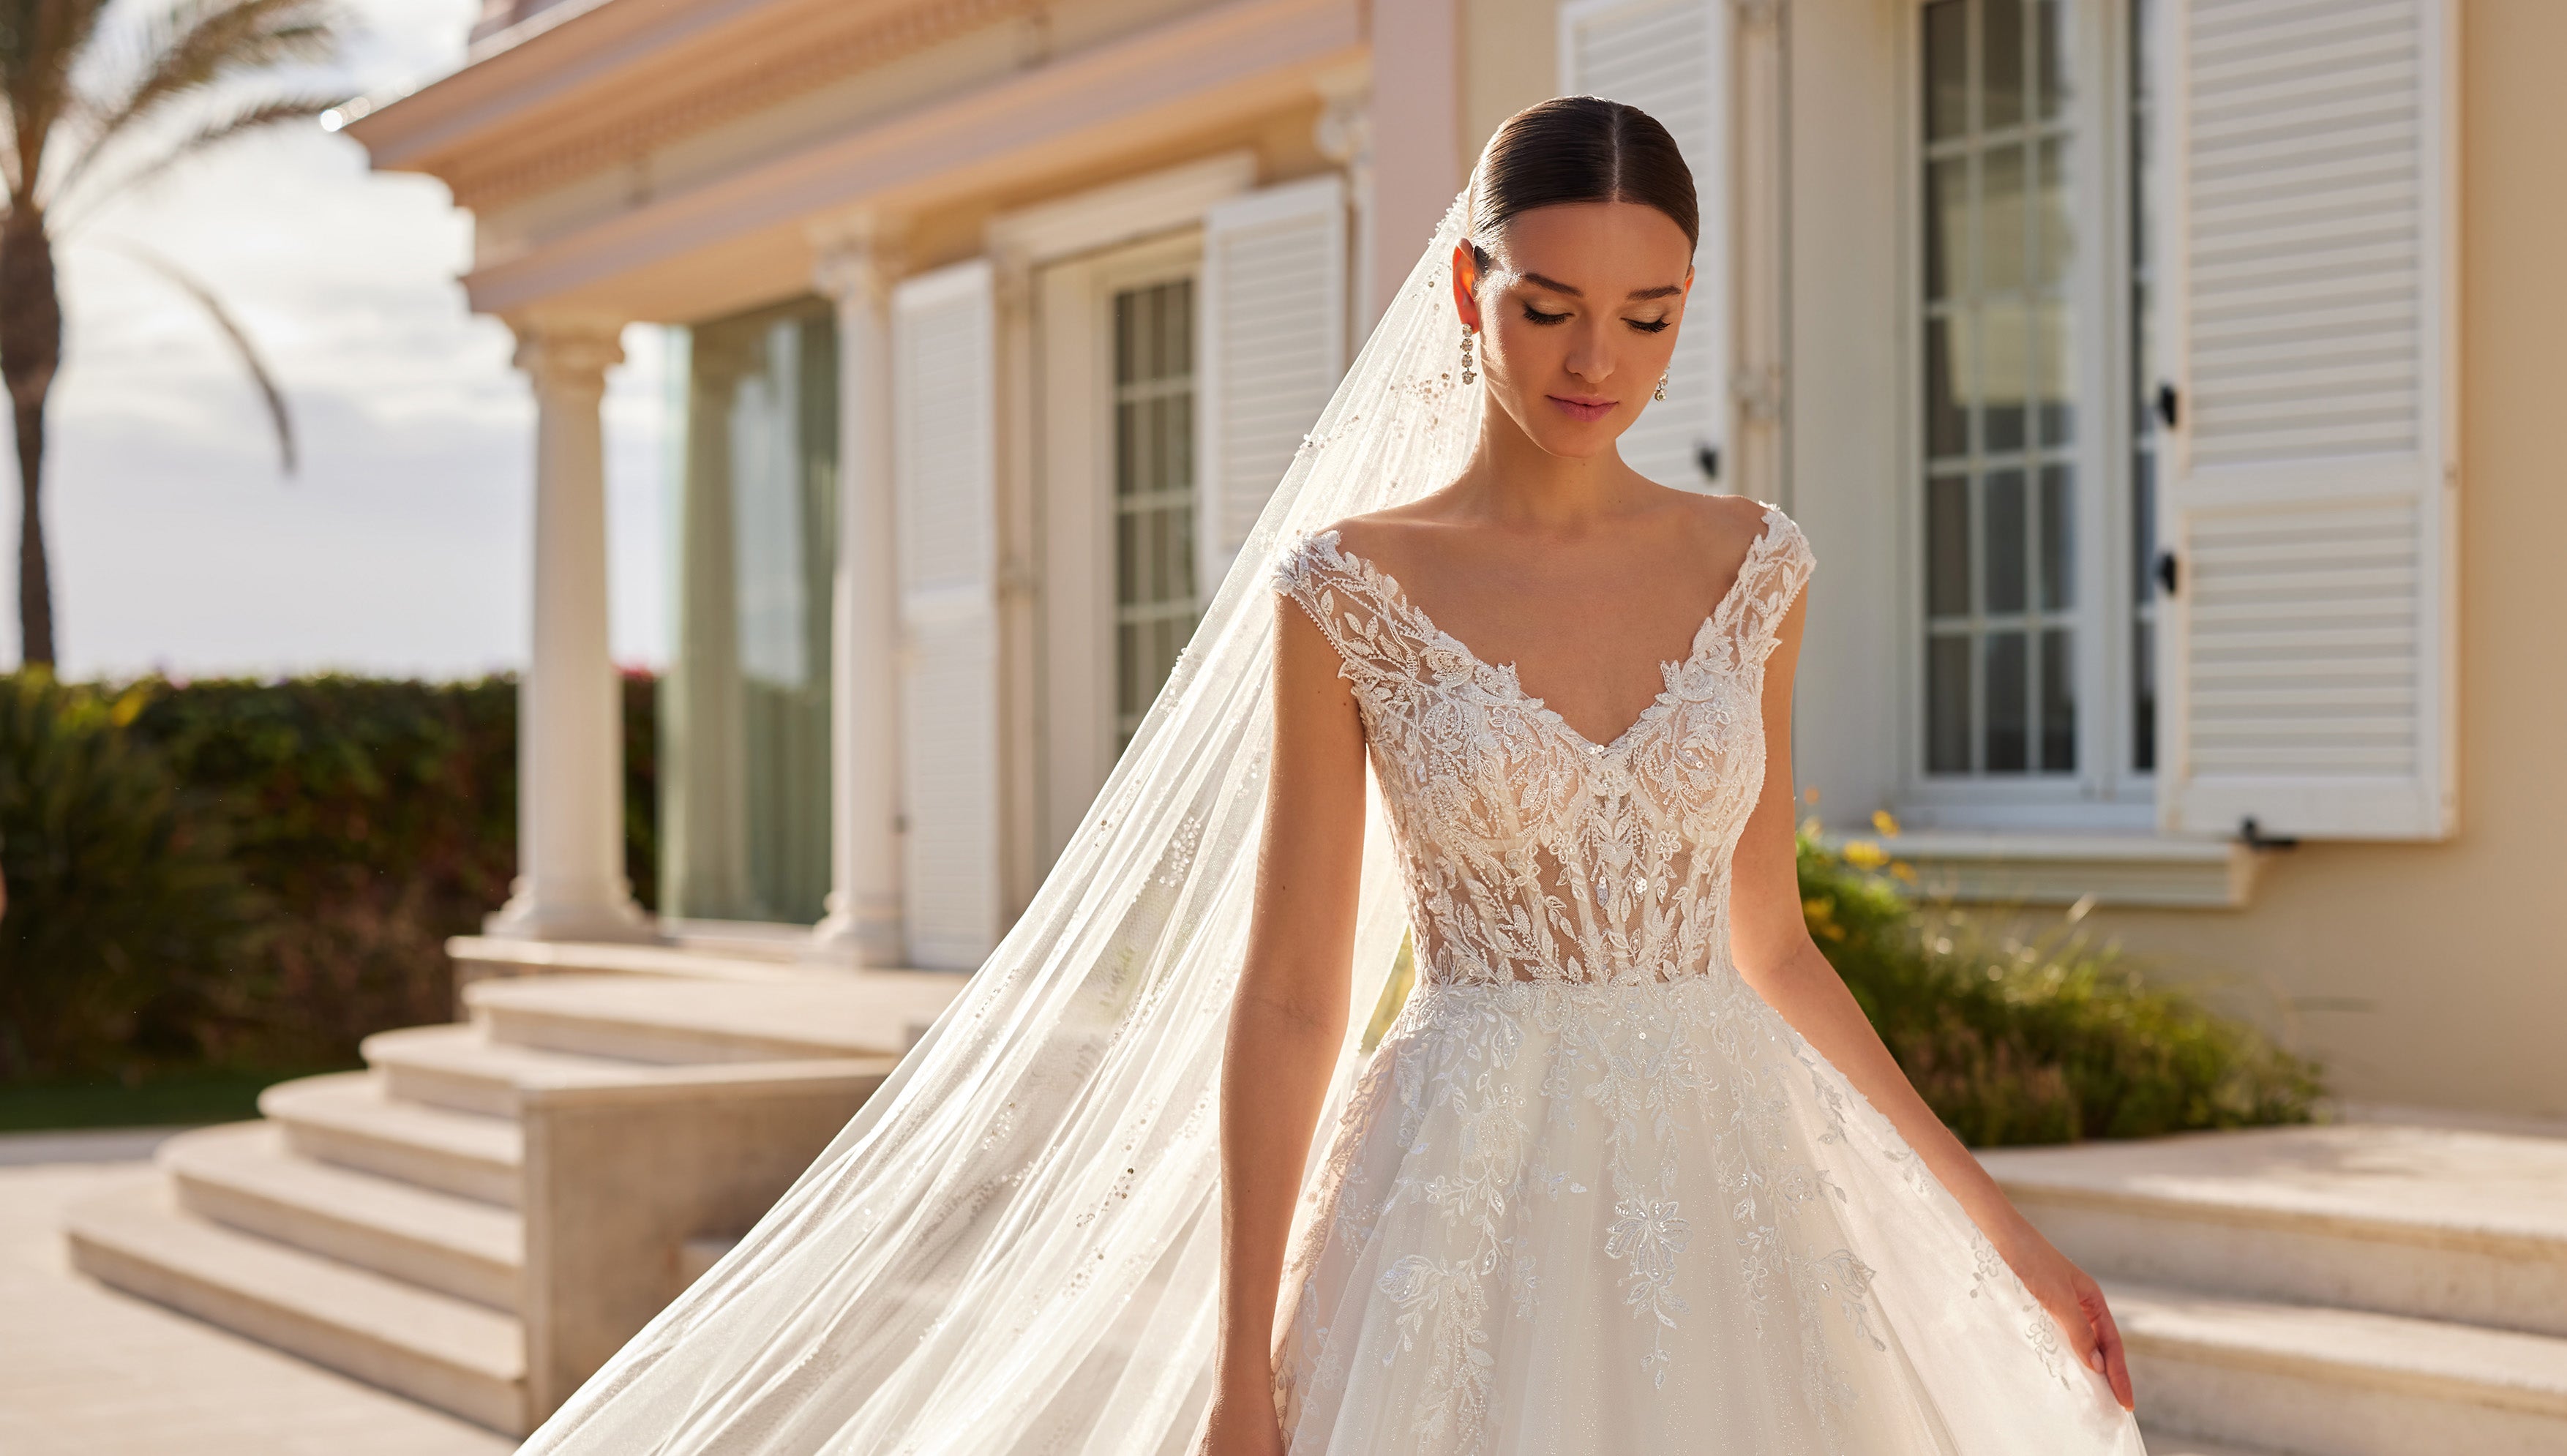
[0,1128,510,1455]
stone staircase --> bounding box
[1982,1122,2567,1456]
[64,961,964,1436]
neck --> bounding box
[1448,386,1653,530]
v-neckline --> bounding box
[1314,503,1789,757]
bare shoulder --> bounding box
[1311,495,1461,572]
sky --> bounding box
[29,0,667,681]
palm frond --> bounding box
[97,239,297,476]
[53,89,340,230]
[51,0,341,205]
[0,0,116,198]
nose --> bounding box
[1562,320,1617,386]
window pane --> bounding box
[1986,0,2026,130]
[1928,475,1972,618]
[1985,469,2027,614]
[1925,1,1968,140]
[2131,451,2156,604]
[2036,136,2074,290]
[2041,627,2076,770]
[1982,144,2028,293]
[2040,462,2075,610]
[2036,297,2075,447]
[1925,315,1969,459]
[1983,305,2029,453]
[1925,157,1968,301]
[2036,0,2070,120]
[1985,631,2028,772]
[1928,634,1974,773]
[2132,618,2156,772]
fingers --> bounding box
[2085,1288,2135,1411]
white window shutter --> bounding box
[890,259,1003,966]
[2154,0,2458,840]
[1559,0,1728,492]
[1197,173,1347,587]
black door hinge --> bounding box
[2153,549,2179,596]
[2154,382,2181,429]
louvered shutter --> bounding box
[890,260,1003,966]
[1559,0,1727,492]
[1197,174,1347,586]
[2154,0,2457,840]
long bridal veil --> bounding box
[518,192,1483,1455]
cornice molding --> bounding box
[445,0,1046,209]
[459,0,1359,316]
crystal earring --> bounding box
[1460,323,1477,384]
[1653,370,1669,402]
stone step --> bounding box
[2109,1280,2567,1456]
[261,1073,522,1208]
[1983,1124,2567,1337]
[66,1175,528,1436]
[162,1121,522,1313]
[361,1023,647,1118]
[465,971,963,1065]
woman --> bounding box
[1196,96,2141,1455]
[519,97,2142,1456]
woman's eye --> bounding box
[1626,317,1672,334]
[1521,305,1571,326]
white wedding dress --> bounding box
[516,191,2143,1455]
[1267,505,2146,1455]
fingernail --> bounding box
[2086,1351,2104,1372]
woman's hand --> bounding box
[1191,1375,1287,1456]
[1994,1220,2135,1411]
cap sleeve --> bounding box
[1736,505,1815,667]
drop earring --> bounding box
[1459,323,1477,384]
[1653,370,1669,402]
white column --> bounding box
[487,316,652,943]
[806,222,907,964]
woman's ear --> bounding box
[1450,241,1484,332]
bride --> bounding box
[520,97,2145,1455]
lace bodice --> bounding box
[1273,502,1815,989]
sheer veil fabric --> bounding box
[520,190,2143,1455]
[516,196,1477,1455]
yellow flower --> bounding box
[1889,860,1918,885]
[1871,808,1901,837]
[1843,839,1887,870]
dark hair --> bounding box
[1467,96,1698,274]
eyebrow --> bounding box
[1519,271,1685,302]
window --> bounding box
[662,299,839,924]
[2126,0,2158,775]
[1111,278,1200,751]
[1913,0,2151,815]
[1919,0,2080,779]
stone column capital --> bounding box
[809,212,908,307]
[1314,64,1374,168]
[510,315,626,399]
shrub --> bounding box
[0,671,660,1081]
[1800,822,2322,1146]
[0,675,258,1078]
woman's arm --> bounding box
[1726,586,2135,1411]
[1197,593,1374,1455]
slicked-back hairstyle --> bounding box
[1466,95,1699,277]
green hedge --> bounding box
[0,671,656,1079]
[1801,825,2322,1145]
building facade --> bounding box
[345,0,2566,1118]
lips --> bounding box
[1548,395,1619,423]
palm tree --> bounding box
[0,1,345,667]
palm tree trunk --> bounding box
[0,205,61,669]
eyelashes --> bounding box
[1518,304,1672,334]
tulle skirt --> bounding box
[1273,972,2147,1455]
